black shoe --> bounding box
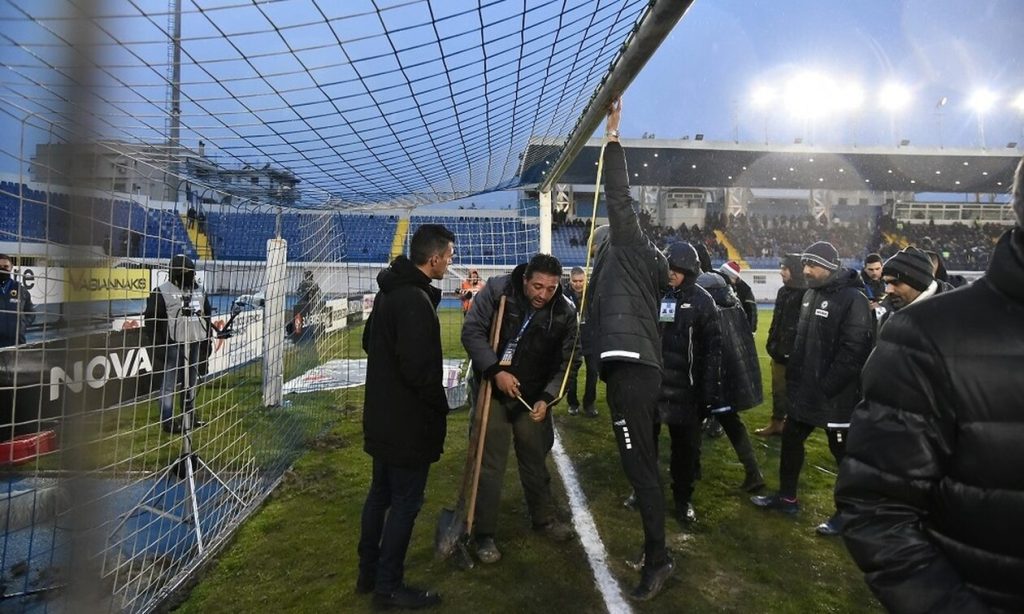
[630,556,675,601]
[816,513,846,537]
[751,493,800,515]
[674,503,696,528]
[356,573,375,594]
[623,491,637,510]
[583,405,598,418]
[372,586,441,610]
[161,418,183,434]
[567,405,580,416]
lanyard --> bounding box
[498,309,535,366]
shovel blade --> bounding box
[434,507,465,560]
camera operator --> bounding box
[144,254,213,433]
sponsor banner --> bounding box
[14,266,65,306]
[283,358,467,407]
[207,309,264,375]
[346,297,364,326]
[0,329,161,434]
[66,268,150,302]
[322,298,349,333]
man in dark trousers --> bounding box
[0,254,34,347]
[587,97,673,601]
[563,266,598,417]
[357,223,455,610]
[751,241,873,537]
[461,253,578,564]
[836,158,1024,613]
[755,254,805,437]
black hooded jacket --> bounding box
[658,277,721,423]
[362,256,449,466]
[785,268,873,427]
[766,268,806,364]
[587,142,669,376]
[462,263,579,406]
[837,228,1024,614]
[701,275,762,412]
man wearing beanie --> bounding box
[875,246,947,329]
[752,240,873,538]
[716,261,757,333]
[836,158,1024,613]
[756,254,806,438]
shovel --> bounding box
[435,295,506,565]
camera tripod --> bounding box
[110,334,246,556]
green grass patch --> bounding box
[178,308,880,612]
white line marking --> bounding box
[551,425,633,614]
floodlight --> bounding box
[783,72,835,118]
[879,83,911,111]
[969,89,998,114]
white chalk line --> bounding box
[551,425,633,614]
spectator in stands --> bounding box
[874,247,945,331]
[716,261,757,333]
[859,253,885,308]
[460,268,484,316]
[756,254,805,438]
[357,223,454,610]
[651,243,723,529]
[461,253,578,565]
[186,206,197,229]
[836,158,1024,614]
[144,254,213,434]
[563,266,597,417]
[0,254,34,347]
[752,241,873,538]
[588,97,674,601]
[696,271,765,493]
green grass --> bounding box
[177,308,881,613]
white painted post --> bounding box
[539,189,552,255]
[263,238,287,407]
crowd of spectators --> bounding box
[721,213,878,262]
[878,218,1005,270]
[556,215,729,261]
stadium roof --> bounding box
[520,139,1022,194]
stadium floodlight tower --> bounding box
[969,88,999,149]
[535,0,693,253]
[879,82,912,146]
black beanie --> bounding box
[801,241,840,271]
[882,247,934,292]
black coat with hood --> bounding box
[837,228,1024,614]
[587,142,669,376]
[362,256,450,467]
[658,277,721,423]
[766,256,806,364]
[462,264,579,408]
[785,268,873,428]
[699,273,762,412]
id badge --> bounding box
[659,299,676,322]
[499,340,517,366]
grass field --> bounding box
[177,308,881,613]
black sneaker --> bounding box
[815,513,845,537]
[372,586,441,610]
[674,503,696,528]
[750,493,800,515]
[583,405,598,418]
[629,555,675,601]
[161,417,182,434]
[567,405,580,416]
[623,491,637,510]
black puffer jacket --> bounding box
[700,274,762,412]
[362,256,449,466]
[767,283,805,364]
[658,278,721,423]
[786,268,873,428]
[836,228,1024,614]
[587,142,669,376]
[462,264,579,406]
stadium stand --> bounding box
[879,218,1005,270]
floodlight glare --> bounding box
[879,83,911,111]
[832,83,865,112]
[751,85,775,107]
[969,89,998,114]
[783,72,835,118]
[1012,92,1024,112]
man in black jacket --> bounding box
[836,158,1024,614]
[0,254,34,347]
[657,242,722,528]
[587,98,673,601]
[874,246,946,331]
[717,260,757,333]
[756,254,805,437]
[357,223,454,610]
[461,254,578,564]
[859,253,885,309]
[563,266,598,417]
[752,241,873,537]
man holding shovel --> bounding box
[357,224,455,610]
[461,253,580,564]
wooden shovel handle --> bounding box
[465,295,505,534]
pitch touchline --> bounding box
[550,425,633,614]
